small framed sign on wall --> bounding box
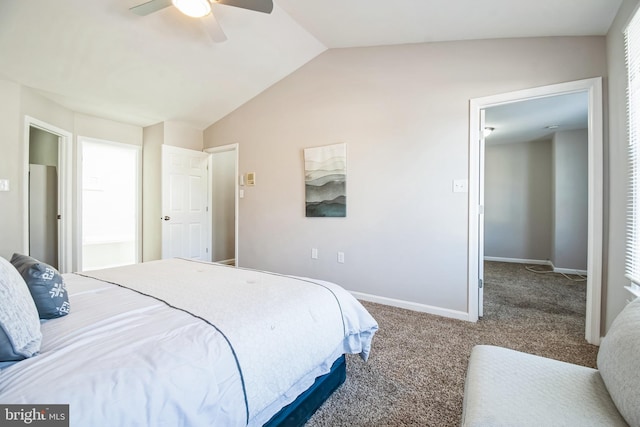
[303,143,346,217]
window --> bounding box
[625,6,640,297]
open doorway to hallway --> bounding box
[468,78,604,344]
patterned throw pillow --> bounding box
[0,257,42,362]
[10,253,70,319]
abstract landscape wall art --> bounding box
[304,143,346,217]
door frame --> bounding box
[23,116,73,273]
[467,77,604,345]
[205,143,239,265]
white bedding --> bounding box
[0,259,378,426]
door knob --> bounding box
[163,216,171,221]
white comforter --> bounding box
[0,259,378,427]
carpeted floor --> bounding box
[305,261,597,427]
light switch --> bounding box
[0,179,9,192]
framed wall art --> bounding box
[304,143,346,217]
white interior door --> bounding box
[162,145,210,261]
[478,109,486,317]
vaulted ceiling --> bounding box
[0,0,622,129]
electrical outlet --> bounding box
[311,248,318,259]
[337,252,345,264]
[453,179,468,193]
[0,179,9,192]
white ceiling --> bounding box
[485,92,589,145]
[0,0,622,130]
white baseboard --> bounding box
[484,257,587,276]
[215,258,235,266]
[550,266,587,276]
[350,291,470,322]
[484,256,551,266]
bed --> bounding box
[0,256,378,426]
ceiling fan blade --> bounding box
[213,0,273,14]
[201,14,228,43]
[130,0,173,16]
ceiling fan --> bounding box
[130,0,274,43]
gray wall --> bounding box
[484,129,588,272]
[204,36,607,315]
[484,140,553,261]
[552,129,588,271]
[29,127,59,167]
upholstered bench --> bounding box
[461,298,640,427]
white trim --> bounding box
[552,266,588,276]
[350,291,469,321]
[206,154,213,262]
[215,258,235,266]
[468,77,604,345]
[625,283,640,299]
[484,257,587,275]
[204,144,239,266]
[23,116,73,273]
[484,256,551,265]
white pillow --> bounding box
[597,297,640,427]
[0,256,42,361]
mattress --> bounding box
[0,258,378,426]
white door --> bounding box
[478,109,486,317]
[162,145,210,261]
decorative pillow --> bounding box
[0,256,42,362]
[597,297,640,427]
[10,253,70,319]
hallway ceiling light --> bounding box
[484,127,495,137]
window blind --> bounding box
[625,6,640,289]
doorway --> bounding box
[468,78,604,344]
[484,92,588,272]
[23,117,73,273]
[205,144,239,265]
[79,138,141,270]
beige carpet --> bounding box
[305,261,597,426]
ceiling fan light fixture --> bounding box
[172,0,211,18]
